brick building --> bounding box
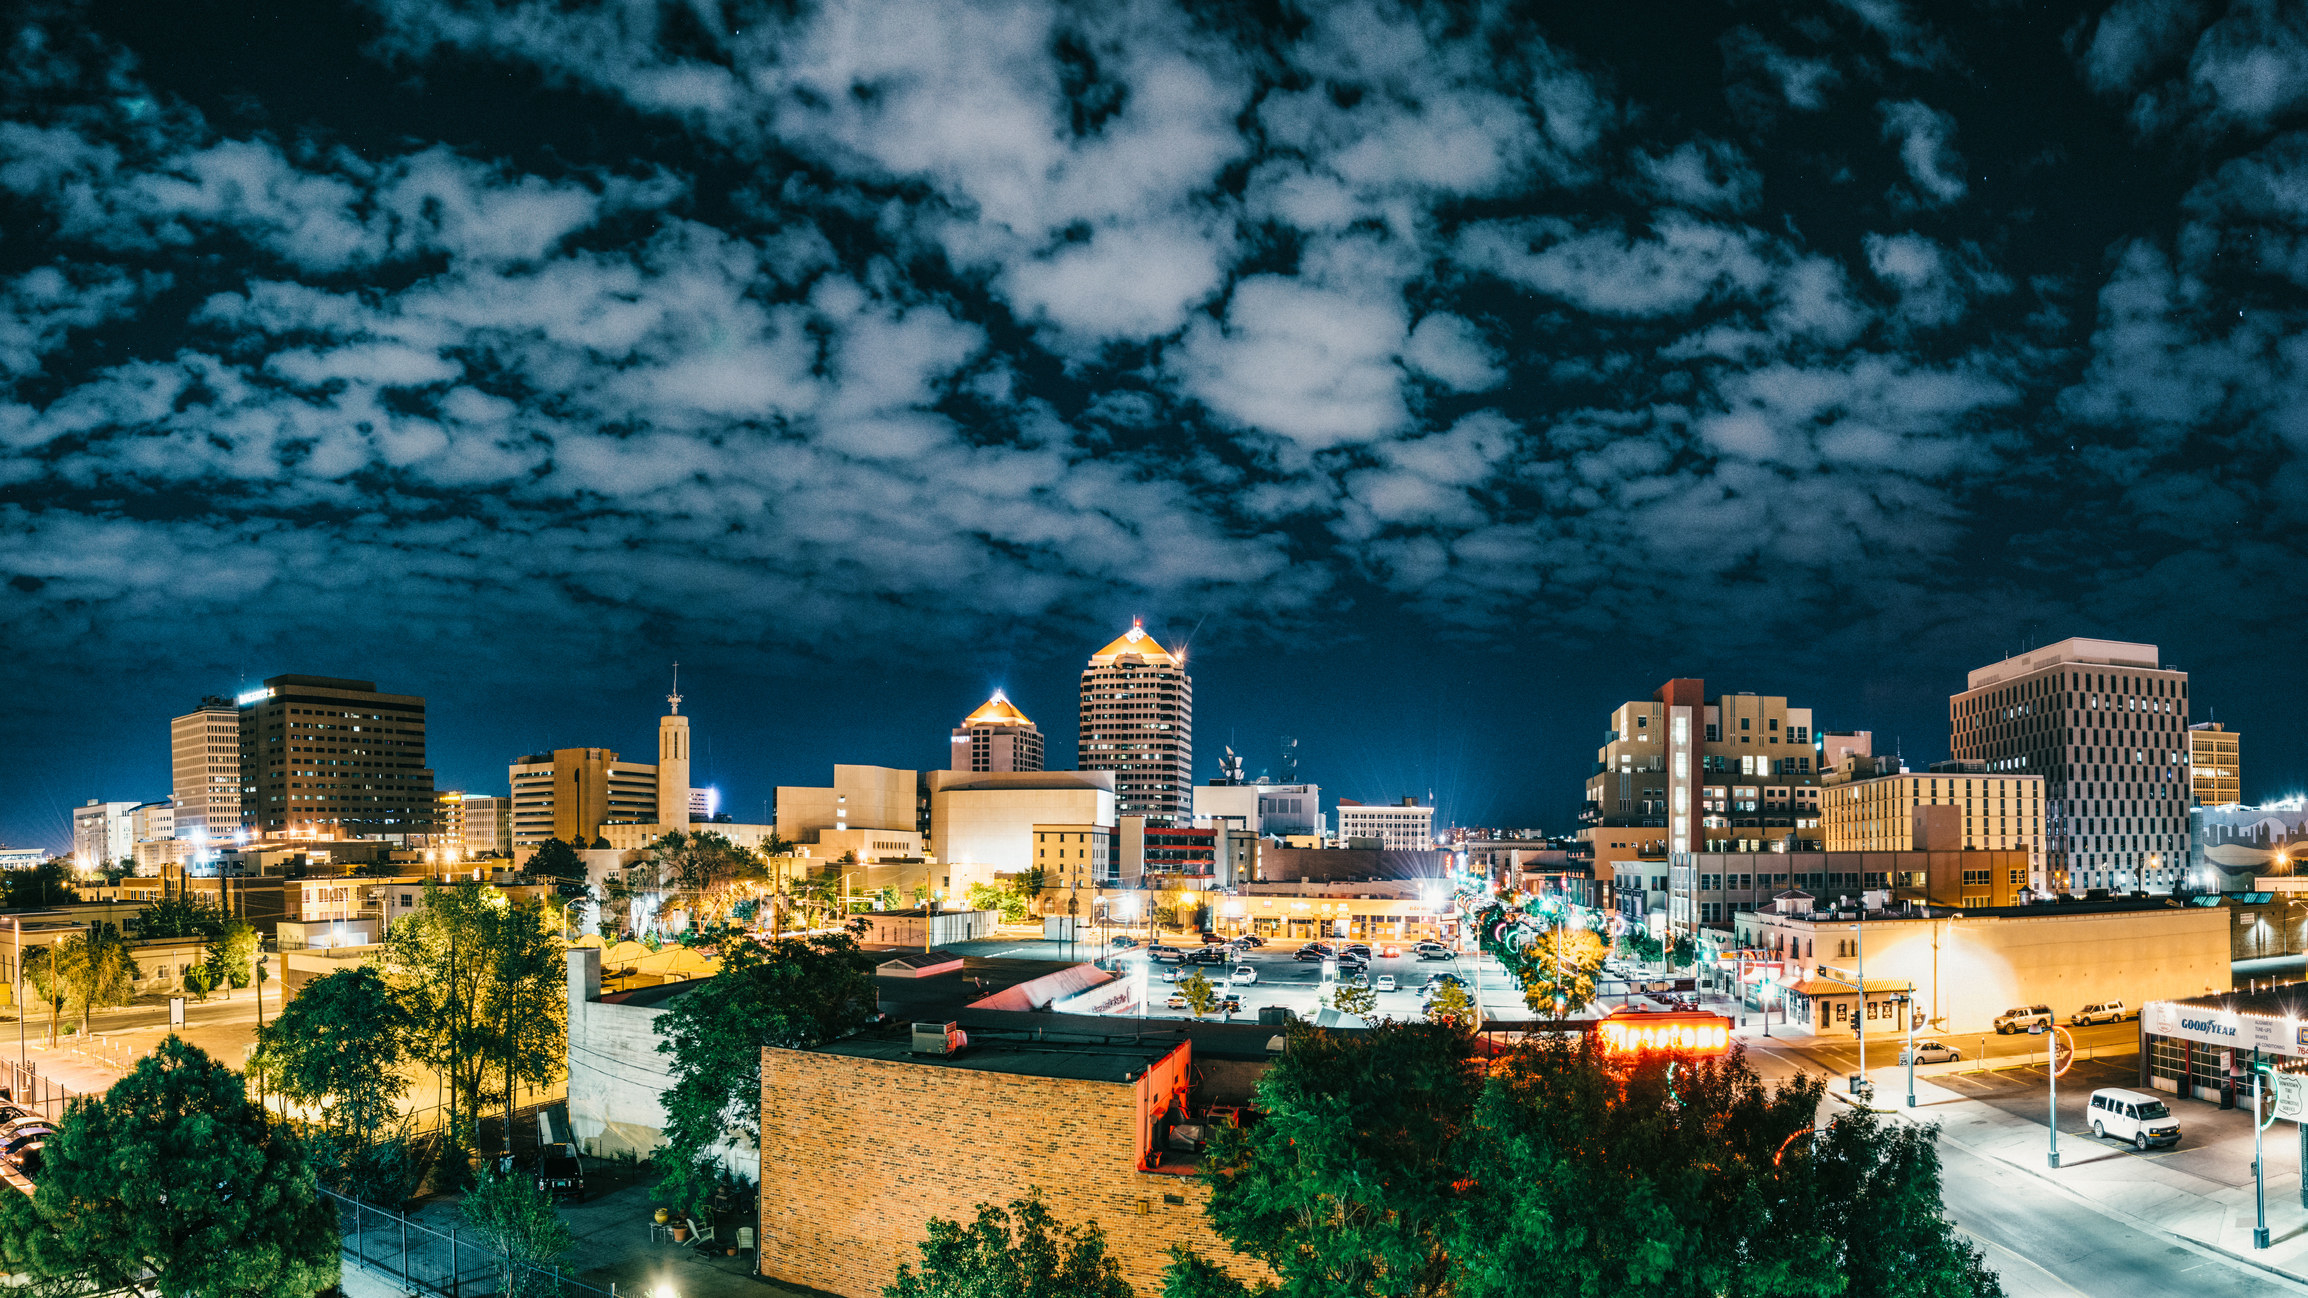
[758,1027,1268,1296]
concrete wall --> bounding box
[758,1048,1265,1297]
[564,946,754,1169]
[776,765,920,843]
[928,776,1115,884]
[1740,906,2232,1033]
[856,909,1000,949]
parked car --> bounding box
[1147,944,1185,963]
[1336,953,1369,972]
[1166,992,1191,1010]
[1218,993,1244,1014]
[5,1141,41,1179]
[1237,934,1267,947]
[1230,965,1259,985]
[1109,935,1140,949]
[2071,1001,2131,1026]
[1897,1040,1962,1065]
[535,1144,585,1201]
[2089,1088,2181,1150]
[1295,945,1331,963]
[1415,942,1455,961]
[1161,964,1186,983]
[1375,973,1398,992]
[1343,971,1371,988]
[1187,947,1228,966]
[1993,1004,2055,1034]
[1380,946,1401,958]
[1343,943,1373,959]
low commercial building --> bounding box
[1192,782,1325,837]
[1732,895,2230,1035]
[1670,846,2032,932]
[927,770,1116,894]
[757,1026,1267,1298]
[856,908,1002,948]
[1335,798,1435,850]
[2139,987,2303,1106]
[2189,801,2308,891]
[1223,879,1456,943]
[1257,846,1450,884]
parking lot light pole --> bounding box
[1906,996,1917,1109]
[2047,1024,2058,1168]
[2254,1053,2270,1249]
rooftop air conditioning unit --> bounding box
[911,1021,966,1056]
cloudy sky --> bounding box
[4,0,2306,848]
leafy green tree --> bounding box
[1616,928,1664,966]
[207,917,259,998]
[252,966,412,1145]
[136,894,228,940]
[1180,970,1221,1019]
[654,925,878,1215]
[523,838,592,935]
[887,1192,1132,1298]
[1423,982,1474,1028]
[59,925,140,1036]
[1176,1023,1481,1297]
[0,1035,337,1298]
[21,946,69,1045]
[183,961,219,1002]
[1,861,78,910]
[1666,931,1697,969]
[649,831,768,930]
[1519,927,1606,1019]
[1325,980,1377,1021]
[966,879,1031,923]
[382,881,566,1145]
[462,1166,575,1298]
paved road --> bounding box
[1936,1131,2299,1297]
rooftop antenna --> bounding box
[668,661,682,715]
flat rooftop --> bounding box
[2165,984,2308,1018]
[814,1021,1181,1083]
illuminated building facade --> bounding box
[951,691,1045,773]
[1078,620,1193,820]
[2188,722,2240,807]
[238,675,435,840]
[170,696,242,840]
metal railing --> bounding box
[1,1058,76,1120]
[325,1187,614,1298]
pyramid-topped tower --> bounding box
[1078,618,1193,819]
[951,689,1045,773]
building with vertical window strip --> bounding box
[1077,620,1192,821]
[170,696,242,841]
[2187,722,2240,807]
[950,691,1044,773]
[1949,638,2190,897]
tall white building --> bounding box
[71,800,141,870]
[951,692,1045,773]
[1336,798,1436,850]
[1950,638,2190,895]
[1078,620,1192,820]
[170,696,241,840]
[1192,782,1325,837]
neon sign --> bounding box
[1596,1011,1733,1057]
[235,687,273,706]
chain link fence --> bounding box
[326,1187,616,1298]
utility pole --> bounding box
[2255,1051,2270,1249]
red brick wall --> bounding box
[758,1047,1265,1297]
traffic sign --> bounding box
[2273,1072,2308,1123]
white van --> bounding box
[2087,1088,2180,1150]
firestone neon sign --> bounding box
[1596,1012,1733,1057]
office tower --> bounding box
[1078,619,1193,820]
[239,675,436,840]
[1336,798,1437,850]
[950,691,1045,773]
[170,696,242,839]
[459,795,512,860]
[1584,680,1829,928]
[508,749,660,852]
[1819,764,2047,886]
[1949,638,2190,895]
[660,675,691,829]
[2188,723,2240,806]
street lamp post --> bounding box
[2254,1053,2270,1249]
[1906,994,1918,1109]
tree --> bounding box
[887,1192,1132,1298]
[58,926,140,1036]
[251,966,411,1146]
[0,1035,337,1298]
[183,961,219,1002]
[1325,980,1377,1021]
[523,839,592,936]
[1172,1022,1481,1298]
[1667,931,1697,969]
[648,831,768,931]
[967,879,1032,923]
[137,894,228,940]
[653,925,878,1215]
[462,1166,575,1298]
[1616,927,1664,966]
[1180,970,1221,1019]
[1423,982,1474,1028]
[1519,927,1606,1019]
[21,946,68,1045]
[207,918,259,999]
[381,881,567,1149]
[1,861,78,910]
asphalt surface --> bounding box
[1935,1134,2300,1297]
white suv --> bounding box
[1993,1004,2054,1034]
[2088,1088,2180,1150]
[2070,1001,2130,1025]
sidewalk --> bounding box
[1840,1057,2308,1288]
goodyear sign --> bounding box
[2143,1001,2307,1056]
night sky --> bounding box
[5,0,2307,852]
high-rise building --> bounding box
[71,800,140,870]
[171,696,242,840]
[1819,764,2047,888]
[1078,620,1192,820]
[1585,680,1830,931]
[2188,722,2240,806]
[1336,798,1436,850]
[508,749,660,852]
[1949,638,2190,895]
[459,795,512,860]
[950,692,1045,773]
[238,675,436,840]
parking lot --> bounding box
[1104,939,1508,1024]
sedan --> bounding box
[1375,973,1398,992]
[1237,934,1267,947]
[1898,1040,1962,1065]
[1380,946,1401,959]
[1294,947,1329,963]
[1230,965,1258,985]
[1109,936,1139,949]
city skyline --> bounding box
[6,1,2308,848]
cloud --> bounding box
[1401,314,1503,392]
[2077,0,2206,95]
[1879,99,1969,204]
[1456,214,1775,317]
[1863,232,2013,327]
[2185,0,2308,130]
[1633,138,1762,214]
[1177,275,1409,449]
